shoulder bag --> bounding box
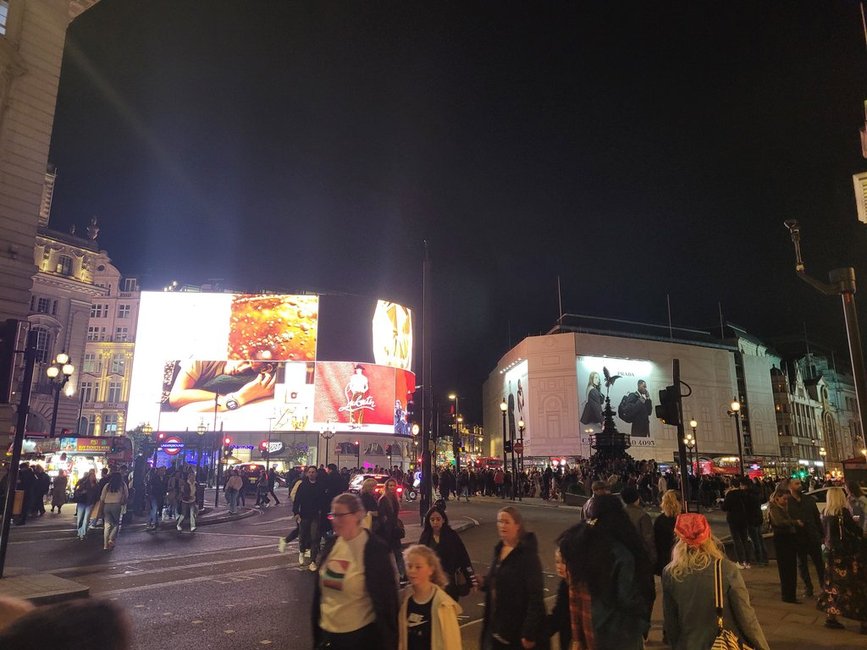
[711,559,754,650]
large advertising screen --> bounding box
[127,292,415,434]
[502,360,528,443]
[577,355,668,449]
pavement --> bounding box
[0,501,257,604]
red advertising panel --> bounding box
[313,362,395,429]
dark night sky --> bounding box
[48,1,867,421]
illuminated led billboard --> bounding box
[577,355,667,448]
[127,292,415,434]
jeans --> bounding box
[75,503,93,538]
[748,525,768,564]
[226,490,238,514]
[148,497,163,526]
[299,517,320,559]
[178,502,197,530]
[103,503,122,548]
[729,524,752,564]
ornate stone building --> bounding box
[0,0,100,434]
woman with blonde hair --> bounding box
[360,478,379,530]
[653,489,681,575]
[817,487,867,633]
[399,545,462,650]
[662,513,769,650]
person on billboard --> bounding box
[617,379,653,437]
[579,371,604,426]
[346,365,370,426]
[167,359,276,412]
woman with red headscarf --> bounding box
[662,513,769,650]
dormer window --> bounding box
[57,255,73,276]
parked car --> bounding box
[348,473,404,499]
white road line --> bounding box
[93,564,290,597]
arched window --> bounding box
[33,326,50,363]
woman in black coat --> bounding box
[479,506,548,650]
[653,489,681,575]
[418,505,475,601]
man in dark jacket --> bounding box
[16,463,35,524]
[787,477,824,596]
[293,466,326,571]
[146,467,167,530]
[722,478,752,567]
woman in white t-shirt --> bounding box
[312,493,400,650]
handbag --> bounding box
[394,517,406,540]
[452,568,471,597]
[711,559,754,650]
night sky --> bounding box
[48,1,867,422]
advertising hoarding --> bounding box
[128,292,415,434]
[502,360,528,443]
[577,355,668,448]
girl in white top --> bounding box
[399,545,462,650]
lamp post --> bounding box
[727,399,745,476]
[516,419,524,500]
[142,422,157,467]
[412,423,420,470]
[45,352,74,438]
[355,439,361,470]
[449,393,461,473]
[862,448,867,462]
[196,421,207,478]
[500,398,508,493]
[819,447,826,477]
[320,420,335,467]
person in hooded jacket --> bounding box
[399,545,462,650]
[479,506,548,650]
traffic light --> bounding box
[655,385,681,426]
[0,319,19,404]
[223,436,232,447]
[223,437,233,457]
[157,432,166,441]
[504,440,513,453]
[260,440,269,454]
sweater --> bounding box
[398,585,462,650]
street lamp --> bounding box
[727,399,745,476]
[862,448,867,462]
[196,421,207,476]
[449,393,461,473]
[683,434,695,474]
[819,447,826,476]
[516,419,525,500]
[320,420,336,467]
[500,398,508,496]
[355,439,361,470]
[142,422,158,467]
[689,418,700,476]
[45,352,74,438]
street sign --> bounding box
[162,436,183,455]
[513,441,524,454]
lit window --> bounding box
[56,255,73,276]
[103,413,119,434]
[36,297,51,314]
[33,326,50,363]
[110,353,125,375]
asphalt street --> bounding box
[5,496,576,650]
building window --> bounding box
[0,1,8,36]
[115,327,129,342]
[107,381,122,403]
[110,353,125,376]
[33,327,50,363]
[122,278,138,292]
[117,304,130,319]
[57,255,73,276]
[90,303,106,319]
[80,381,97,403]
[82,353,101,374]
[103,413,119,435]
[87,326,106,342]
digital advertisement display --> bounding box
[127,292,415,434]
[577,355,667,447]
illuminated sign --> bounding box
[161,436,184,455]
[128,292,416,435]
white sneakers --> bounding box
[278,538,287,554]
[308,561,317,572]
[299,551,306,565]
[737,562,752,569]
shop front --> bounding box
[25,436,133,486]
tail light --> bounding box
[397,486,403,494]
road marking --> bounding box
[93,563,289,597]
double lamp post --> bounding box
[45,352,74,438]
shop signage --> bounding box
[161,436,184,455]
[59,437,112,453]
[265,441,284,455]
